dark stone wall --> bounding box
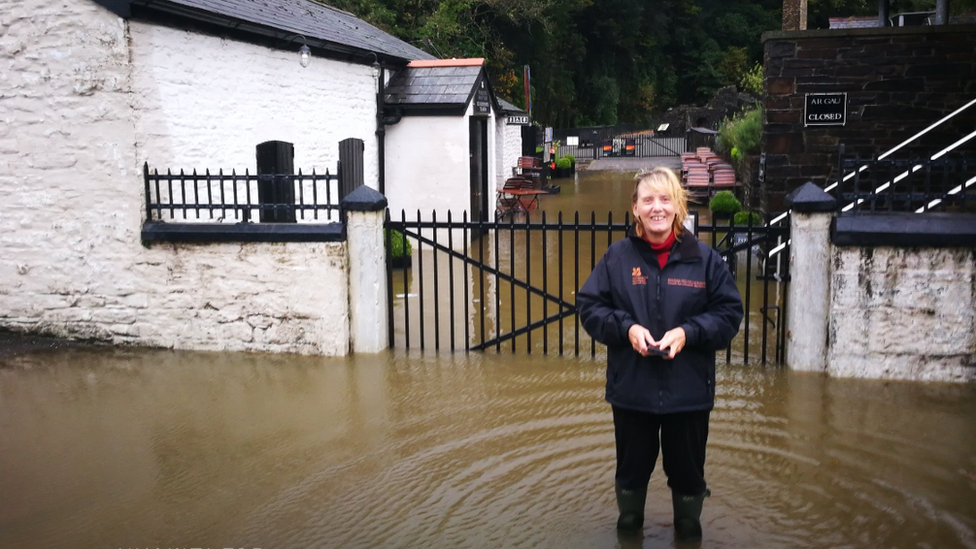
[760,25,976,213]
[658,85,759,133]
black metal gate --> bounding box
[558,136,688,161]
[384,211,790,365]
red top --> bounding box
[645,231,676,269]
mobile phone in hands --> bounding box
[644,346,670,358]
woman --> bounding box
[577,167,743,540]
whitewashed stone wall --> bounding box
[494,118,523,188]
[0,0,373,355]
[130,21,379,180]
[385,113,472,219]
[385,101,497,247]
[828,247,976,381]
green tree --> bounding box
[316,0,784,127]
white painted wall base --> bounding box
[828,247,976,381]
[786,212,832,372]
[347,209,389,353]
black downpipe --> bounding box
[376,61,386,196]
[375,60,404,196]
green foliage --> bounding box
[385,229,412,258]
[717,105,762,160]
[709,191,742,215]
[555,157,572,169]
[561,153,575,163]
[733,210,763,226]
[718,46,749,87]
[739,62,763,95]
[314,0,784,127]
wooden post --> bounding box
[255,140,296,223]
[338,137,365,201]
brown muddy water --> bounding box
[3,168,976,549]
[3,347,976,549]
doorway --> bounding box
[469,117,489,224]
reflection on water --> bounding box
[2,346,976,549]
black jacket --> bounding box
[577,228,743,414]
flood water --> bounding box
[3,346,976,549]
[3,166,976,549]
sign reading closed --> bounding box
[804,93,847,126]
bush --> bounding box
[733,211,763,226]
[555,157,572,169]
[740,62,763,95]
[717,105,762,160]
[561,153,576,164]
[385,229,412,258]
[709,191,742,216]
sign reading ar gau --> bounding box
[804,93,847,126]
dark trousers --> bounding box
[612,406,710,496]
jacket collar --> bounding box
[627,226,702,263]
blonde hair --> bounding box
[631,167,688,239]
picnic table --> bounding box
[496,181,546,218]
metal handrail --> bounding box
[764,96,976,259]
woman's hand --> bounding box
[628,324,658,357]
[656,327,686,359]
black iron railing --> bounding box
[836,154,976,214]
[557,136,687,161]
[384,210,790,365]
[143,163,341,223]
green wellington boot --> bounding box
[615,483,648,533]
[672,488,710,541]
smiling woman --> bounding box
[577,167,744,540]
[631,167,689,244]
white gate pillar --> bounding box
[785,182,836,371]
[342,185,389,353]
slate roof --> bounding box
[496,97,527,116]
[384,65,485,107]
[103,0,433,62]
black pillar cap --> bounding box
[340,185,388,212]
[785,181,837,213]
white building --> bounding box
[0,0,425,354]
[382,58,529,227]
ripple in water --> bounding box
[2,348,976,548]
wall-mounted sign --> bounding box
[566,136,579,146]
[507,114,530,125]
[804,93,847,126]
[473,82,491,116]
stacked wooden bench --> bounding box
[681,147,741,200]
[514,156,545,189]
